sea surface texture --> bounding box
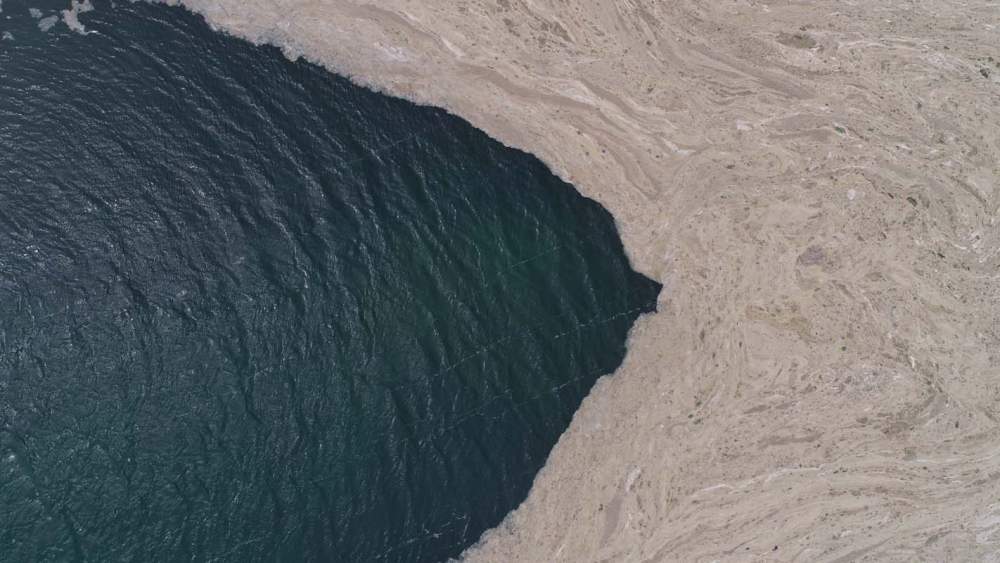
[0,2,660,562]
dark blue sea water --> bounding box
[0,2,660,562]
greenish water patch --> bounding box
[0,2,660,562]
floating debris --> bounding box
[62,0,95,35]
[38,15,59,32]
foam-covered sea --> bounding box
[0,2,660,561]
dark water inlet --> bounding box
[0,2,661,562]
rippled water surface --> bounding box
[0,2,660,561]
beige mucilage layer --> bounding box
[168,0,1000,560]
